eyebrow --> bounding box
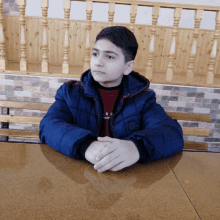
[92,48,118,56]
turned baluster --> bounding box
[145,6,160,80]
[0,0,6,70]
[206,11,220,85]
[83,0,92,73]
[108,2,115,27]
[62,0,71,74]
[41,0,49,73]
[129,4,138,34]
[18,0,27,72]
[186,9,204,83]
[166,8,182,82]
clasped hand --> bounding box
[93,136,140,173]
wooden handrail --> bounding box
[71,0,220,11]
[0,0,220,88]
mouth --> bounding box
[94,71,105,74]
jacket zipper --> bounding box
[86,95,100,137]
[87,94,130,137]
[110,94,130,138]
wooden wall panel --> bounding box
[4,14,220,83]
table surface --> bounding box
[0,142,220,220]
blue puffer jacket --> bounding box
[39,69,184,163]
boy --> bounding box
[39,26,184,173]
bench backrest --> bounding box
[0,101,211,150]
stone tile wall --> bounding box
[0,73,220,152]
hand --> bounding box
[94,136,140,173]
[85,140,111,165]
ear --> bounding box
[124,61,135,75]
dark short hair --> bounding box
[95,26,138,64]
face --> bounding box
[90,39,135,88]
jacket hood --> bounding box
[79,69,151,99]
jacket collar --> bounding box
[80,69,151,100]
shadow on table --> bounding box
[40,144,183,210]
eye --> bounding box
[92,53,115,59]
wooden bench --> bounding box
[0,100,212,150]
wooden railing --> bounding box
[0,0,220,87]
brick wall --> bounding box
[0,73,220,151]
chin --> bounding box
[92,74,106,81]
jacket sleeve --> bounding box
[39,83,97,160]
[121,90,184,163]
[130,139,149,162]
[77,138,97,159]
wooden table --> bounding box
[0,142,219,220]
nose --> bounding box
[95,56,104,67]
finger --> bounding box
[96,142,116,161]
[110,161,125,172]
[103,141,111,145]
[96,155,122,173]
[104,141,112,146]
[94,145,118,170]
[94,142,112,162]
